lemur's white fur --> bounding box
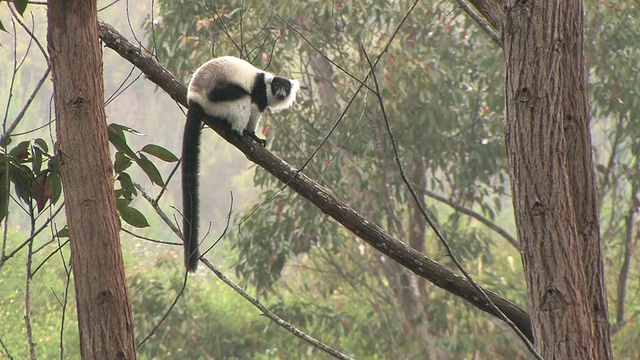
[187,56,299,134]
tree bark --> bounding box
[48,2,136,359]
[503,0,612,358]
[558,3,612,356]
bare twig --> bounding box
[32,239,69,276]
[97,0,120,12]
[199,192,233,258]
[598,116,624,201]
[129,182,214,349]
[136,271,189,350]
[8,6,49,61]
[452,0,501,47]
[132,182,181,235]
[0,57,51,145]
[25,204,36,360]
[201,258,355,360]
[104,66,143,107]
[0,337,13,359]
[2,4,52,144]
[54,231,72,360]
[424,189,519,249]
[616,157,639,326]
[121,228,181,247]
[129,185,196,351]
[2,19,19,143]
[272,11,375,93]
[154,159,181,202]
[130,185,193,351]
[1,204,65,269]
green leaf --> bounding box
[0,19,6,33]
[33,138,49,153]
[136,153,165,187]
[114,151,133,173]
[10,162,34,203]
[0,133,11,147]
[108,125,138,159]
[117,199,150,228]
[32,141,45,175]
[116,198,131,208]
[0,172,8,223]
[9,141,30,161]
[55,226,69,238]
[140,144,179,162]
[34,173,49,212]
[48,155,60,173]
[47,170,62,204]
[116,172,137,200]
[15,0,28,15]
[108,123,145,136]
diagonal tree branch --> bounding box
[97,19,533,341]
[465,0,504,31]
[452,0,501,47]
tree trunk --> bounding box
[503,0,612,358]
[48,1,136,359]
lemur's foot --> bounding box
[243,130,266,147]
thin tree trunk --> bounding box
[503,0,612,358]
[48,1,136,358]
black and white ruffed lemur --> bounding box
[181,56,299,272]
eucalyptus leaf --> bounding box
[136,153,165,187]
[140,144,179,162]
[119,204,150,228]
[15,0,28,15]
[108,125,138,159]
[114,151,133,173]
